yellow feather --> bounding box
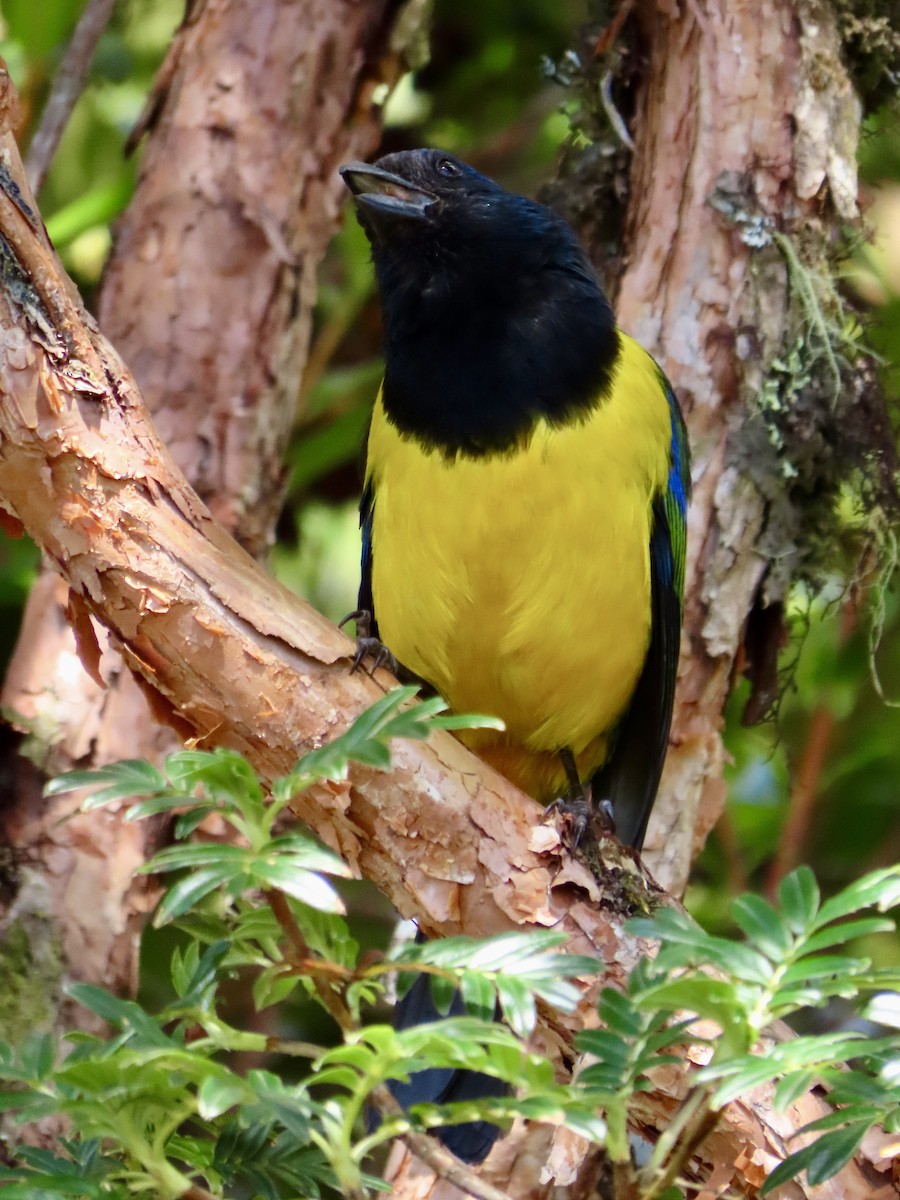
[365,333,673,801]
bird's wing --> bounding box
[358,478,379,637]
[591,372,690,850]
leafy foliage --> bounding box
[1,691,596,1197]
[579,865,900,1193]
[2,693,899,1197]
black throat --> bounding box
[376,252,620,458]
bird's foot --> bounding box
[339,609,400,677]
[545,792,592,852]
[546,748,619,852]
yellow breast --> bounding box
[365,334,672,802]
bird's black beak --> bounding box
[340,162,439,227]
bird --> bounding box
[340,148,690,1161]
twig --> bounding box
[593,0,635,56]
[267,1037,327,1058]
[25,0,118,194]
[182,1184,219,1200]
[645,1103,723,1199]
[369,1084,513,1200]
[600,69,635,151]
[266,888,355,1031]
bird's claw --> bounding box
[340,609,400,677]
[545,795,591,852]
[352,637,400,676]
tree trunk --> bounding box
[616,0,866,898]
[0,0,403,1028]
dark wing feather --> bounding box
[590,373,690,850]
[358,479,379,637]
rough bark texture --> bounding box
[0,72,891,1198]
[0,0,403,1018]
[622,0,862,896]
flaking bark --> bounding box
[617,0,864,897]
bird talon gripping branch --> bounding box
[339,608,400,677]
[544,795,592,852]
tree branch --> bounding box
[24,0,117,194]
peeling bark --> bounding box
[0,69,890,1198]
[619,0,863,896]
[0,0,402,1010]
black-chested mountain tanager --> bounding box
[340,148,691,1163]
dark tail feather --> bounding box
[389,966,506,1163]
[591,496,682,851]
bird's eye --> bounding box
[436,157,461,179]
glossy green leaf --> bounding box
[778,866,820,932]
[731,893,793,958]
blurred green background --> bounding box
[1,0,898,982]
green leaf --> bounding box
[780,955,869,985]
[800,916,896,956]
[18,1033,55,1080]
[495,976,536,1037]
[266,836,351,877]
[806,1122,876,1183]
[773,1069,818,1110]
[124,792,195,821]
[426,712,505,731]
[65,984,139,1026]
[629,908,773,984]
[814,868,900,927]
[252,967,299,1011]
[598,988,643,1037]
[145,843,251,873]
[731,894,792,958]
[291,688,419,784]
[251,863,345,914]
[281,686,504,794]
[0,1090,54,1115]
[45,759,167,806]
[166,748,264,810]
[174,940,230,1006]
[778,867,820,932]
[153,866,239,925]
[197,1073,245,1119]
[459,971,497,1022]
[763,1120,871,1192]
[635,978,746,1033]
[427,973,458,1017]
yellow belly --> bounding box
[366,336,671,802]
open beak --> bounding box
[340,162,439,226]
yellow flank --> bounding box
[366,334,673,802]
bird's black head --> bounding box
[340,149,620,456]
